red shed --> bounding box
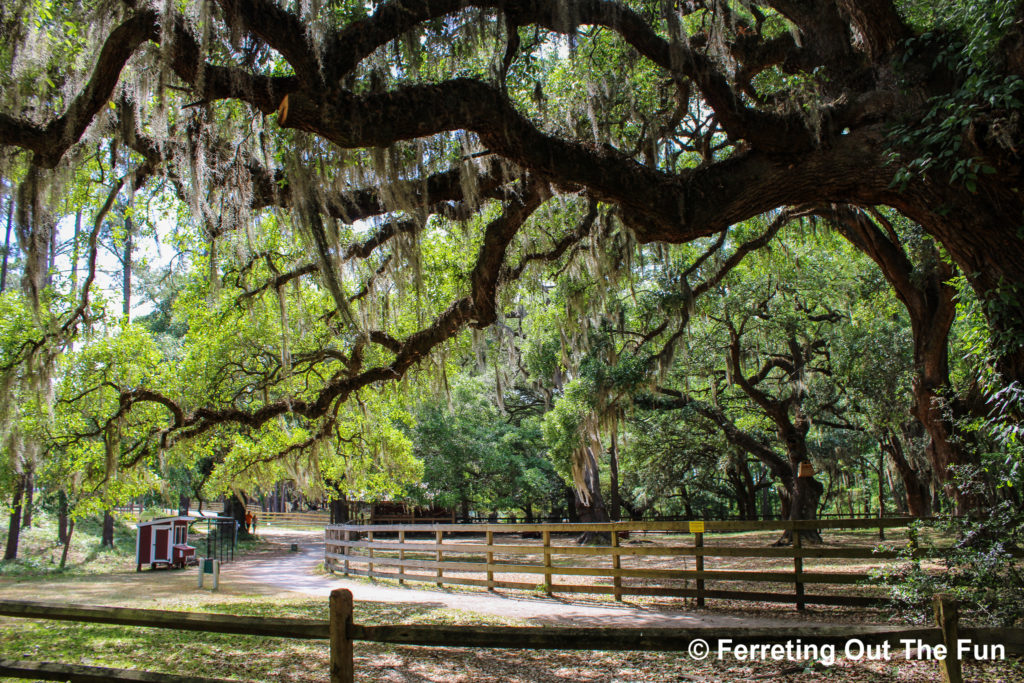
[135,516,195,571]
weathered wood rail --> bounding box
[325,517,948,610]
[0,593,1018,683]
[251,510,330,528]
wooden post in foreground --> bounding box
[330,588,354,683]
[486,530,495,591]
[611,531,622,602]
[367,531,374,578]
[342,530,350,577]
[694,531,705,608]
[398,530,406,586]
[542,530,553,596]
[934,593,963,683]
[435,530,444,588]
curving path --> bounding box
[226,529,847,628]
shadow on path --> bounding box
[227,531,848,628]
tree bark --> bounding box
[224,492,251,540]
[880,429,931,517]
[328,489,348,525]
[57,490,69,545]
[59,519,75,570]
[20,466,33,528]
[727,454,759,520]
[0,197,12,293]
[608,429,621,521]
[562,484,579,523]
[725,330,824,543]
[101,510,115,548]
[4,474,25,560]
[829,206,978,511]
[573,446,610,544]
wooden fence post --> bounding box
[694,531,705,608]
[367,531,374,578]
[329,588,354,683]
[793,527,805,611]
[398,530,406,586]
[486,530,495,591]
[934,593,963,683]
[324,529,333,574]
[342,530,350,577]
[611,530,622,602]
[542,530,553,596]
[436,530,444,588]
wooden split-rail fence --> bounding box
[1,593,1020,682]
[325,517,963,610]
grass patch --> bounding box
[0,512,269,580]
[2,593,1022,682]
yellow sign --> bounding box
[689,521,705,534]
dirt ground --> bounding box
[325,525,944,622]
[2,526,1020,683]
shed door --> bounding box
[152,527,171,562]
[137,526,152,564]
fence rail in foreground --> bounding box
[325,517,955,610]
[0,593,1018,683]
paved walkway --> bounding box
[227,529,838,628]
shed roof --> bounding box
[135,516,192,527]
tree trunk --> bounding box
[4,474,25,560]
[900,185,1024,389]
[101,510,115,548]
[178,493,190,516]
[881,429,931,517]
[329,491,348,524]
[523,504,534,523]
[563,484,579,522]
[760,483,773,520]
[20,467,33,528]
[608,429,621,521]
[767,416,823,544]
[682,491,694,520]
[224,492,251,540]
[778,468,824,544]
[877,449,886,539]
[831,207,978,512]
[59,519,75,570]
[57,490,69,545]
[574,446,610,544]
[727,454,759,520]
[0,198,12,293]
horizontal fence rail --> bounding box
[0,600,329,638]
[0,593,1018,683]
[325,517,966,610]
[252,510,330,527]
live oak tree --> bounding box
[1,0,1023,533]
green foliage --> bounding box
[873,505,1024,627]
[411,376,558,516]
[889,1,1024,192]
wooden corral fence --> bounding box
[248,509,330,528]
[241,502,455,526]
[325,517,963,610]
[0,592,1018,683]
